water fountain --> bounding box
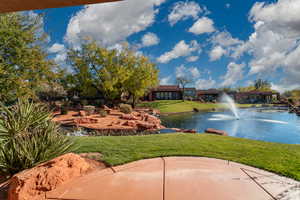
[221,93,240,119]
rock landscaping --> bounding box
[53,107,165,133]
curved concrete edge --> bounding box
[47,157,300,200]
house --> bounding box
[145,85,182,101]
[145,86,280,104]
[235,91,280,104]
[197,89,223,102]
[184,88,197,100]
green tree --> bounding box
[68,41,158,106]
[254,79,271,91]
[0,13,56,103]
[123,50,159,108]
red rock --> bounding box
[145,114,161,124]
[8,153,101,200]
[79,110,86,117]
[137,122,156,130]
[121,114,138,120]
[205,128,228,136]
[182,129,197,133]
[74,118,98,124]
[125,120,137,128]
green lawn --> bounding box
[138,100,255,113]
[74,134,300,181]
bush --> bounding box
[80,99,88,106]
[0,99,74,176]
[61,105,68,115]
[83,106,95,116]
[119,104,132,114]
[98,109,107,117]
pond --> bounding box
[161,108,300,144]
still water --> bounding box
[161,108,300,144]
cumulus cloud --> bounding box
[208,31,243,61]
[186,56,199,62]
[188,17,215,35]
[141,32,160,47]
[157,40,200,63]
[195,77,216,89]
[210,31,243,47]
[225,3,231,9]
[209,46,227,61]
[175,65,200,79]
[65,0,165,48]
[231,0,300,89]
[48,43,65,53]
[221,62,245,87]
[160,76,172,85]
[168,1,206,26]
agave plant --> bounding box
[0,99,74,175]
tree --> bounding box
[123,50,159,108]
[67,40,159,106]
[176,76,193,101]
[254,79,271,91]
[0,13,56,104]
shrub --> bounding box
[119,104,132,114]
[98,109,107,117]
[0,99,74,176]
[80,100,88,106]
[61,105,68,115]
[83,106,95,116]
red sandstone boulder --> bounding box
[74,118,98,124]
[121,114,138,120]
[182,129,197,133]
[136,121,156,130]
[79,110,86,117]
[205,128,228,136]
[145,114,161,124]
[8,153,101,200]
[125,120,137,128]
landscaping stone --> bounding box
[74,118,98,124]
[205,128,228,136]
[8,153,102,200]
[79,110,86,117]
[182,129,197,133]
[121,114,138,120]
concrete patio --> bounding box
[47,157,300,200]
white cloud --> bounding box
[225,3,230,9]
[175,65,200,79]
[65,0,165,48]
[160,76,172,85]
[221,62,245,87]
[168,1,204,26]
[141,32,160,47]
[209,46,227,61]
[188,17,215,35]
[195,77,216,89]
[186,56,199,62]
[210,31,243,47]
[48,43,65,53]
[157,40,200,63]
[208,31,243,60]
[229,0,300,89]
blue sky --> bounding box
[33,0,300,92]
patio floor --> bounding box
[46,157,300,200]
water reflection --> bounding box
[161,109,300,144]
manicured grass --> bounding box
[74,134,300,181]
[138,100,255,113]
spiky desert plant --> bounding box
[0,99,74,175]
